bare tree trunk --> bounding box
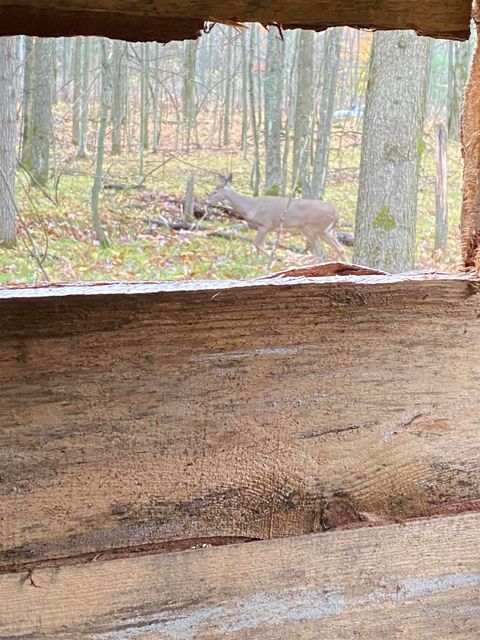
[182,39,198,152]
[248,26,260,195]
[240,31,249,153]
[21,36,34,169]
[461,3,480,270]
[353,31,430,272]
[0,37,17,248]
[111,40,126,154]
[311,28,342,200]
[77,37,91,159]
[292,30,314,194]
[264,29,284,195]
[152,42,161,151]
[434,123,448,251]
[30,37,54,186]
[447,40,470,141]
[72,37,82,146]
[222,31,233,147]
[91,38,111,246]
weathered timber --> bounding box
[1,513,480,638]
[461,0,480,270]
[1,273,479,569]
[0,0,472,42]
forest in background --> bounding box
[0,25,474,284]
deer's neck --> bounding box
[223,190,255,218]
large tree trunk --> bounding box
[264,29,284,195]
[0,36,17,248]
[461,2,480,271]
[353,31,430,272]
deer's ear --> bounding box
[224,172,233,187]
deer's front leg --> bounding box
[254,227,268,255]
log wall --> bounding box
[1,274,479,572]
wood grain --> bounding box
[0,0,472,42]
[1,274,479,570]
[1,513,479,638]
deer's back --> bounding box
[253,196,339,230]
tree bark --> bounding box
[111,40,126,154]
[434,123,448,251]
[264,29,284,195]
[460,1,480,270]
[30,37,54,185]
[0,37,17,248]
[77,36,90,159]
[20,35,34,169]
[71,36,82,146]
[353,31,430,272]
[91,38,110,245]
[311,27,342,200]
[182,39,198,152]
[292,30,314,194]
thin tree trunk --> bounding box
[152,42,161,151]
[264,29,284,195]
[78,37,91,159]
[91,38,110,246]
[248,26,260,195]
[72,37,82,146]
[21,36,34,169]
[182,39,198,152]
[222,32,232,146]
[0,37,17,248]
[311,28,342,199]
[353,31,430,272]
[111,40,126,154]
[240,31,249,153]
[434,123,448,251]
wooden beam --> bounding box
[1,513,480,638]
[1,274,479,570]
[461,0,480,270]
[0,0,472,42]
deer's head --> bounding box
[207,173,233,206]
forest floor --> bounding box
[0,112,464,285]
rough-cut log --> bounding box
[1,513,480,638]
[0,0,472,42]
[461,0,480,270]
[1,274,479,571]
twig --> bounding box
[0,165,50,282]
[17,158,58,205]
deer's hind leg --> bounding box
[318,228,346,262]
[305,230,325,261]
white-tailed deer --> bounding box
[207,182,345,260]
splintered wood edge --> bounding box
[1,513,480,638]
[0,0,472,41]
[0,271,478,300]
